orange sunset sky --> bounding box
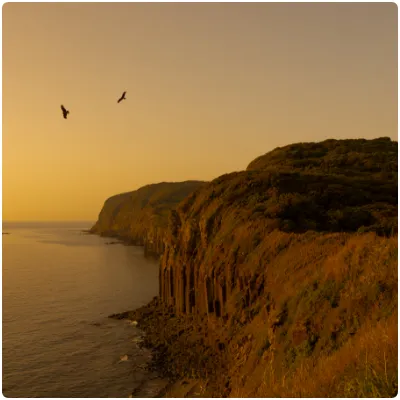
[2,3,398,221]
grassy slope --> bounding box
[226,232,397,397]
[160,138,398,397]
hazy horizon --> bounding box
[3,3,397,221]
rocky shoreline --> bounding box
[109,297,228,398]
[94,230,224,396]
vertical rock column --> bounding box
[185,265,196,314]
[206,276,215,315]
[174,264,186,314]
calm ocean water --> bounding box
[2,222,163,398]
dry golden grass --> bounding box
[255,313,397,397]
[225,232,397,398]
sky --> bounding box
[2,2,398,221]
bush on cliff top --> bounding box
[247,137,397,180]
[177,138,397,236]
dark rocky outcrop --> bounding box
[160,138,397,319]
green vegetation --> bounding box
[247,137,397,179]
[177,138,397,236]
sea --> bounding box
[2,221,165,398]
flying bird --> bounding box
[61,105,69,119]
[117,91,127,103]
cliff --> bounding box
[101,138,397,397]
[159,138,398,396]
[90,181,205,256]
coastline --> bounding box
[99,228,398,398]
[85,229,162,261]
[109,297,228,398]
[89,229,218,397]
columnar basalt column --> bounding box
[216,280,225,317]
[159,267,162,298]
[161,268,167,304]
[206,277,215,315]
[185,264,196,314]
[190,266,196,313]
[182,266,187,314]
[169,268,175,307]
[227,262,237,299]
[175,265,186,314]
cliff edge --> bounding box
[90,181,206,256]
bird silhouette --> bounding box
[117,91,127,103]
[61,105,69,119]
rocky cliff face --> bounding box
[159,138,398,396]
[90,181,206,256]
[161,138,397,316]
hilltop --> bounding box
[247,137,397,178]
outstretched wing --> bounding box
[60,105,69,118]
[117,91,127,103]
